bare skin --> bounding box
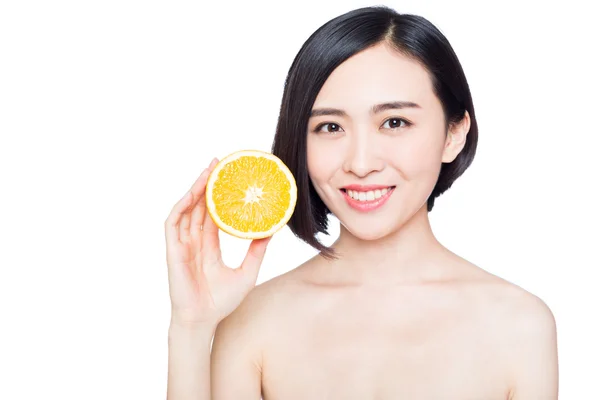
[211,208,558,399]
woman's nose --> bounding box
[342,131,385,177]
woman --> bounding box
[165,6,558,399]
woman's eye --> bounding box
[316,123,343,134]
[382,118,409,129]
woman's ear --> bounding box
[442,110,471,163]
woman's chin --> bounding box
[339,222,394,242]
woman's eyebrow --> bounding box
[309,108,347,118]
[372,101,421,114]
[310,101,421,118]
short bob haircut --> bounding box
[271,5,478,256]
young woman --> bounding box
[165,6,558,399]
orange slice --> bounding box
[205,150,297,239]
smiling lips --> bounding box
[340,185,395,212]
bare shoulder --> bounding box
[453,258,556,333]
[466,269,556,337]
[455,262,558,397]
[214,259,312,344]
[481,275,557,360]
[209,261,312,397]
[442,253,552,322]
[496,282,555,333]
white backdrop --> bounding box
[1,0,598,398]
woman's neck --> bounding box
[320,205,453,285]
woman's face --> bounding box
[306,42,468,240]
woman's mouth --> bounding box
[341,187,394,201]
[340,186,396,211]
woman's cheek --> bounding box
[307,137,341,179]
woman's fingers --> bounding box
[189,166,213,251]
[166,158,217,247]
[165,190,194,244]
[198,158,222,266]
[179,209,192,243]
[200,197,222,266]
[182,168,210,244]
[190,159,219,242]
[239,236,272,284]
[189,193,206,251]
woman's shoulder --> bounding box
[220,258,317,329]
[448,257,555,325]
[454,262,557,357]
[462,267,558,392]
[461,266,553,321]
[246,258,318,311]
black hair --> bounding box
[271,5,478,256]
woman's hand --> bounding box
[164,158,271,328]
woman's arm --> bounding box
[163,158,271,399]
[509,296,559,399]
[167,322,216,400]
[209,291,265,400]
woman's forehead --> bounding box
[313,43,435,111]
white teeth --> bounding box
[345,187,392,202]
